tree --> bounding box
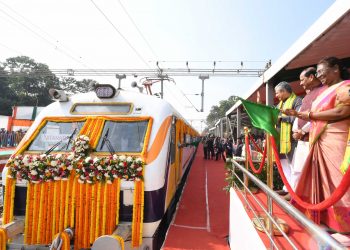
[3,56,60,107]
[0,56,101,113]
[0,65,15,115]
[206,96,239,128]
[59,77,98,94]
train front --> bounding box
[1,84,177,250]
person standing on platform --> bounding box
[234,138,243,157]
[202,136,208,159]
[286,57,350,245]
[336,85,350,176]
[207,135,214,160]
[274,81,302,196]
[287,67,325,198]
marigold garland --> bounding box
[51,181,58,240]
[37,183,44,243]
[2,176,15,224]
[0,228,7,250]
[131,177,145,247]
[4,121,148,248]
[115,178,121,226]
[70,178,76,227]
[24,183,32,244]
[89,184,96,244]
[54,181,61,238]
[46,182,53,244]
[101,184,108,235]
[32,184,40,244]
[95,182,102,240]
[83,184,90,247]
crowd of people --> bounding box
[201,134,264,162]
[0,129,25,148]
[274,56,350,244]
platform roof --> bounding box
[226,0,350,116]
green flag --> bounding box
[239,98,279,139]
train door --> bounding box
[165,116,177,208]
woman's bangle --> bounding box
[308,111,313,120]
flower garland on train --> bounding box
[7,135,145,183]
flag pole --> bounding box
[266,134,274,237]
[266,135,274,189]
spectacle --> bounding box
[316,68,330,77]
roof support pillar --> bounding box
[265,81,274,106]
[236,108,241,140]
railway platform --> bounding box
[163,145,230,250]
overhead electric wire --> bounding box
[89,0,150,68]
[168,78,200,112]
[117,0,158,59]
[0,7,93,70]
[0,0,98,71]
[164,81,199,113]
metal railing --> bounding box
[231,159,345,250]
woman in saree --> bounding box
[285,57,350,244]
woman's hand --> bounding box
[297,111,310,120]
[283,109,298,116]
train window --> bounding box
[96,120,148,153]
[170,123,176,164]
[27,121,84,152]
[185,134,191,144]
[70,103,132,115]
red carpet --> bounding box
[163,146,230,250]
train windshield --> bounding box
[27,121,84,152]
[96,120,148,153]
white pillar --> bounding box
[236,108,241,139]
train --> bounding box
[1,83,199,250]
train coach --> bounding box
[1,84,199,250]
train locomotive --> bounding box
[1,84,199,250]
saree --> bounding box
[295,80,350,232]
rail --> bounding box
[231,159,345,250]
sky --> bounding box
[0,0,335,132]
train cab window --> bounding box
[96,120,148,153]
[27,121,84,152]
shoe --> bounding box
[283,193,291,201]
[275,190,288,195]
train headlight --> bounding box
[94,84,117,98]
